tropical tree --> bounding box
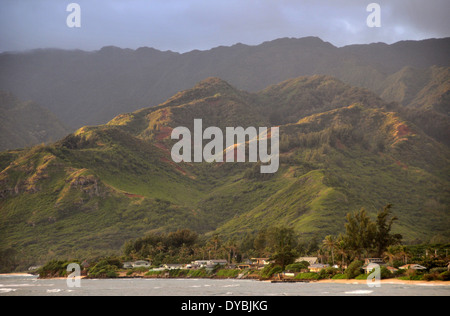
[374,204,402,257]
[323,235,337,265]
[343,208,376,260]
[268,227,299,269]
[335,237,348,269]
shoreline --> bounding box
[3,273,449,286]
[315,279,450,286]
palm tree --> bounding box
[383,246,396,265]
[398,246,409,264]
[335,238,348,270]
[323,235,337,265]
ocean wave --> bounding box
[344,290,373,295]
[0,288,17,293]
[47,289,62,293]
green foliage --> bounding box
[285,262,309,272]
[216,269,240,278]
[123,229,198,263]
[343,209,377,259]
[318,267,340,279]
[1,74,450,273]
[88,259,119,278]
[345,260,364,279]
[332,274,348,280]
[187,268,208,278]
[440,271,450,281]
[260,265,283,279]
[374,204,403,257]
[145,270,164,277]
[268,227,299,269]
[38,260,79,278]
[168,269,189,278]
[295,273,320,280]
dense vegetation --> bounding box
[35,208,450,282]
[1,75,449,273]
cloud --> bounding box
[0,0,449,52]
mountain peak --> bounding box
[159,77,239,108]
[194,77,234,90]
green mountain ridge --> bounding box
[1,37,449,130]
[0,76,449,272]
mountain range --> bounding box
[1,37,449,132]
[0,92,69,152]
[1,73,449,271]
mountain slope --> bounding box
[217,104,450,239]
[0,92,69,151]
[0,76,449,272]
[1,37,448,129]
[376,66,450,146]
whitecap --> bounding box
[0,288,17,293]
[47,289,62,293]
[344,290,373,295]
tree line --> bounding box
[122,204,410,269]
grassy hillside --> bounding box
[0,76,449,272]
[375,66,450,146]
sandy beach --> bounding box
[315,279,450,286]
[2,273,449,286]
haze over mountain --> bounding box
[1,76,448,271]
[0,92,69,152]
[1,37,449,131]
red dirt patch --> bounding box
[161,157,188,176]
[124,193,145,199]
[335,139,346,150]
[156,126,173,141]
[396,124,412,138]
[395,160,408,170]
[154,142,170,153]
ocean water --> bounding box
[0,274,449,296]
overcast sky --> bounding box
[0,0,449,53]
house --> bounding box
[399,264,427,271]
[208,260,228,266]
[237,264,252,270]
[365,258,385,265]
[251,258,271,268]
[28,266,41,272]
[191,260,228,268]
[363,263,381,274]
[295,257,318,265]
[386,266,399,274]
[192,260,210,268]
[132,260,151,268]
[123,262,134,269]
[309,264,330,273]
[163,264,186,270]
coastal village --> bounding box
[108,256,447,281]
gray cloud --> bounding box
[0,0,449,53]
